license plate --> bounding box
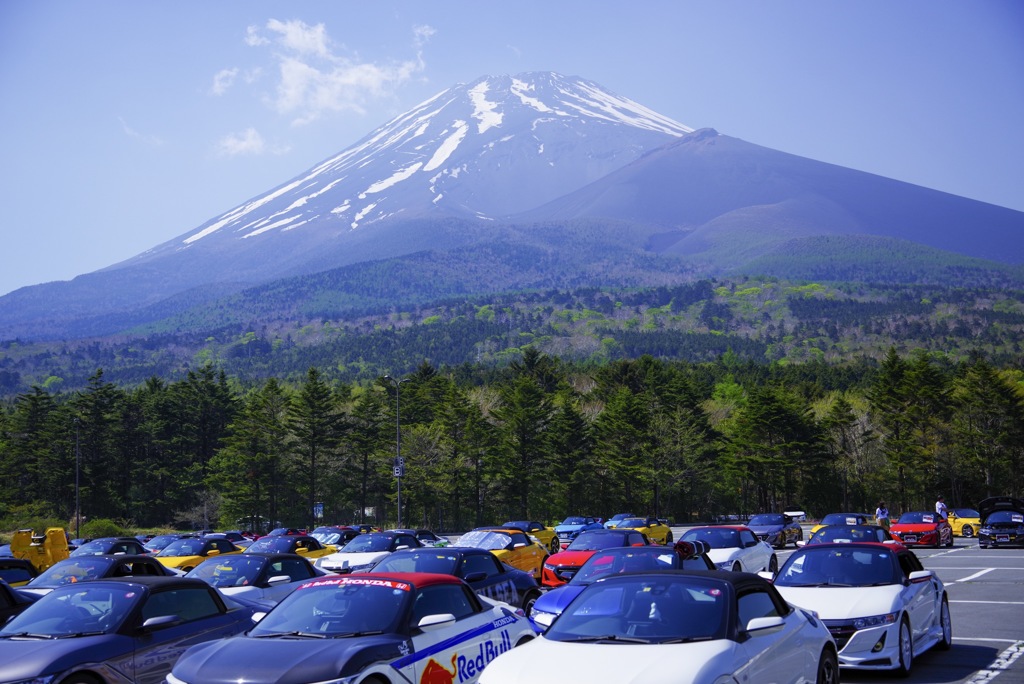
[997,535,1010,542]
[904,535,918,543]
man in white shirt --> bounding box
[935,495,948,519]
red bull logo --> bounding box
[456,630,513,681]
[420,654,457,684]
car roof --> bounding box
[59,575,211,590]
[797,541,896,552]
[592,568,766,593]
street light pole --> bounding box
[74,417,80,540]
[383,375,409,528]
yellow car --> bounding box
[503,520,561,554]
[457,527,549,579]
[947,507,982,538]
[810,512,872,535]
[241,534,337,559]
[156,536,243,572]
[10,527,70,573]
[615,516,674,545]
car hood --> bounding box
[979,497,1024,521]
[546,551,595,565]
[554,524,587,533]
[747,525,783,534]
[531,585,584,617]
[0,634,129,680]
[479,635,738,684]
[776,585,903,619]
[172,634,407,684]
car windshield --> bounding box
[821,514,865,525]
[545,575,728,644]
[1,584,139,637]
[681,528,740,549]
[953,509,979,518]
[250,577,410,637]
[560,517,588,526]
[145,535,186,551]
[775,547,899,587]
[372,552,459,575]
[186,556,266,587]
[567,532,632,552]
[808,526,885,544]
[897,512,938,524]
[340,535,393,553]
[69,539,114,555]
[457,530,511,551]
[246,537,295,553]
[159,539,207,556]
[571,548,680,585]
[748,514,785,526]
[617,518,647,528]
[311,529,349,545]
[986,511,1024,524]
[31,558,112,587]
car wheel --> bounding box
[946,530,954,547]
[522,589,541,617]
[59,675,102,684]
[896,617,914,677]
[768,554,778,574]
[962,525,974,538]
[938,596,953,650]
[732,561,742,572]
[816,646,839,684]
[549,537,559,554]
[794,530,803,548]
[665,531,673,544]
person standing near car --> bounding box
[875,502,890,530]
[935,495,948,519]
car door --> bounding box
[130,585,248,684]
[738,529,768,571]
[411,584,508,683]
[461,552,519,606]
[896,551,938,644]
[735,586,811,681]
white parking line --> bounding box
[946,568,996,584]
[964,641,1024,683]
[949,600,1024,605]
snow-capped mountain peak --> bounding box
[173,72,692,251]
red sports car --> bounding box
[890,511,953,547]
[541,528,648,587]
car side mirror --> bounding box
[267,575,291,586]
[757,571,775,582]
[908,569,933,584]
[418,613,457,631]
[207,550,220,557]
[464,571,487,583]
[746,616,785,634]
[532,612,554,630]
[142,614,183,630]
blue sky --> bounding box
[1,1,1022,297]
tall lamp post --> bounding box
[74,417,81,540]
[383,375,409,528]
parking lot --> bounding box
[668,525,1024,684]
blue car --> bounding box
[746,512,803,549]
[530,540,714,631]
[368,546,544,614]
[0,575,257,683]
[554,516,605,549]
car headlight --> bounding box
[715,560,735,570]
[166,674,188,684]
[853,612,898,629]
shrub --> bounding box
[80,518,128,539]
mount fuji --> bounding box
[2,71,1023,341]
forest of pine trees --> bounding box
[2,346,1023,539]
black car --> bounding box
[143,533,198,554]
[369,546,544,614]
[978,496,1024,548]
[0,576,256,684]
[186,552,327,611]
[0,579,38,622]
[69,536,149,557]
[0,557,38,587]
[20,554,176,597]
[310,525,360,547]
[387,528,450,547]
[244,534,333,557]
[747,512,804,549]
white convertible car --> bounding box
[313,530,422,574]
[481,570,837,684]
[680,526,778,573]
[767,541,951,676]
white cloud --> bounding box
[216,127,265,157]
[118,116,164,146]
[243,19,434,126]
[211,68,239,96]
